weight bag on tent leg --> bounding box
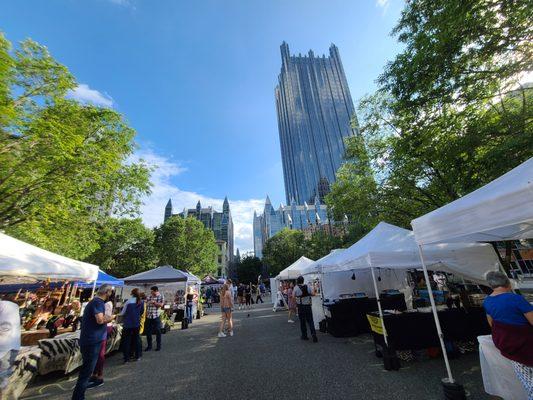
[382,345,400,371]
[319,319,327,333]
[181,318,189,330]
[442,379,466,400]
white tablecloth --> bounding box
[478,335,527,400]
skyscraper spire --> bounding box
[164,198,173,221]
[223,196,230,213]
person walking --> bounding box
[186,287,195,324]
[255,283,264,304]
[244,285,252,310]
[206,286,213,308]
[218,283,234,337]
[292,276,317,343]
[287,283,297,323]
[145,286,164,352]
[237,284,245,310]
[72,285,115,400]
[121,289,143,363]
[483,271,533,397]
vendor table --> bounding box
[325,295,406,337]
[0,348,42,400]
[368,307,491,369]
[478,334,527,400]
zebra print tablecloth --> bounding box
[0,348,42,400]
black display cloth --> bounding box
[370,307,491,351]
[325,294,406,337]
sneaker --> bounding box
[312,335,318,343]
[288,320,294,323]
[218,332,226,338]
[89,376,97,383]
[229,331,234,337]
[144,347,152,352]
[155,348,161,352]
[301,336,309,341]
[87,379,104,389]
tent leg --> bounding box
[418,245,465,398]
[91,280,97,299]
[370,267,388,347]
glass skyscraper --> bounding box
[275,42,357,205]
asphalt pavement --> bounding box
[21,301,492,400]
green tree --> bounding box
[0,34,151,258]
[262,228,305,276]
[154,216,218,277]
[236,255,263,284]
[303,230,343,261]
[85,218,157,278]
[328,0,532,231]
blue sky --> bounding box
[3,0,403,251]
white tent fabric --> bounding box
[123,265,188,284]
[0,232,98,282]
[411,157,533,245]
[276,256,315,280]
[324,222,500,284]
[300,249,344,276]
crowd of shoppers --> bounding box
[72,285,165,400]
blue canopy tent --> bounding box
[77,269,124,288]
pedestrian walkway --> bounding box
[21,303,490,400]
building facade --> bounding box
[275,42,358,205]
[164,197,234,277]
[253,195,333,259]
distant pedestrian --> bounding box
[292,276,317,343]
[206,287,213,308]
[255,284,264,304]
[186,287,194,324]
[218,284,234,337]
[287,283,296,323]
[121,289,143,363]
[145,286,164,351]
[237,284,245,310]
[244,285,252,309]
[72,285,115,400]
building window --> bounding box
[218,256,222,264]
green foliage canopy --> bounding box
[154,216,218,277]
[327,0,533,230]
[235,255,263,284]
[85,218,157,278]
[262,228,306,276]
[0,34,151,259]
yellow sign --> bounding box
[367,314,385,335]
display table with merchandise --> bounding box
[324,294,407,337]
[368,307,491,369]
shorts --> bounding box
[221,307,232,313]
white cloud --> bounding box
[135,148,263,253]
[67,84,114,107]
[376,0,390,12]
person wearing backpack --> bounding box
[292,276,317,343]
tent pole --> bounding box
[370,267,388,347]
[91,280,97,299]
[417,245,454,383]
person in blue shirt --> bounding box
[483,271,533,398]
[121,288,144,363]
[72,284,115,400]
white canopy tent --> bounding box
[299,249,344,276]
[411,157,533,245]
[276,256,315,280]
[324,222,500,284]
[0,232,98,282]
[410,158,533,390]
[324,222,501,386]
